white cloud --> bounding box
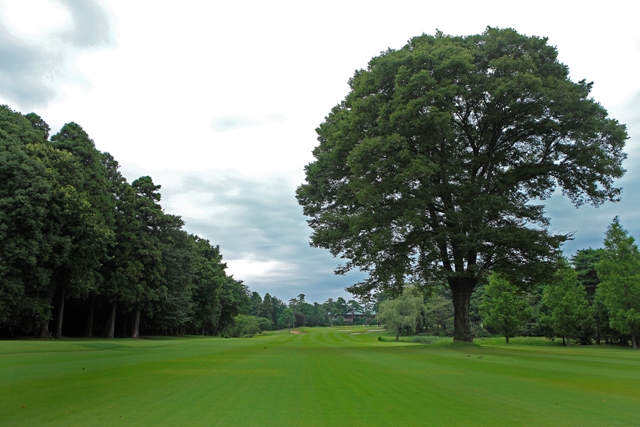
[0,0,112,109]
[211,114,287,132]
[2,0,639,302]
[226,259,294,281]
[0,0,72,41]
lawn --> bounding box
[1,327,639,426]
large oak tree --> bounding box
[296,28,627,342]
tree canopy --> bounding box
[0,105,251,339]
[540,262,592,346]
[278,308,295,332]
[297,27,627,342]
[377,287,425,341]
[480,274,531,343]
[596,218,640,349]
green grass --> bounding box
[1,327,639,426]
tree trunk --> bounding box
[505,336,510,344]
[104,301,116,338]
[449,277,475,342]
[395,328,400,342]
[85,293,95,337]
[595,319,601,345]
[132,309,140,339]
[54,286,65,339]
[40,320,50,338]
[632,333,638,350]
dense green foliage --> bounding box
[540,263,593,346]
[228,314,260,337]
[0,105,249,338]
[377,287,425,340]
[278,308,295,332]
[572,248,604,300]
[480,274,531,343]
[596,218,640,349]
[2,328,640,426]
[297,28,628,342]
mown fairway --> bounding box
[1,327,639,426]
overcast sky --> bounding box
[1,0,639,303]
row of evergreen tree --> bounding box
[0,105,257,338]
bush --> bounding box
[256,317,274,332]
[228,315,260,337]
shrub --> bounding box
[256,317,274,332]
[228,315,260,337]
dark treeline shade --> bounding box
[0,105,250,338]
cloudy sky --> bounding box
[2,0,639,303]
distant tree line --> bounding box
[245,292,376,331]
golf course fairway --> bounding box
[1,327,639,426]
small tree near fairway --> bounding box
[279,308,295,333]
[540,263,593,346]
[480,274,532,343]
[233,315,260,337]
[377,288,424,341]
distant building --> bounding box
[342,311,376,323]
